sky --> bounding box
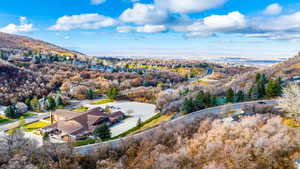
[0,0,300,59]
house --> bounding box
[41,107,124,141]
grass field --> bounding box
[132,113,175,134]
[73,106,89,112]
[0,115,15,124]
[24,121,51,132]
[90,99,114,105]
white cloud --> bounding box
[185,32,215,38]
[120,3,168,25]
[136,24,166,33]
[117,26,135,33]
[91,0,106,5]
[155,0,228,13]
[49,14,117,31]
[0,16,34,34]
[185,11,246,37]
[263,3,282,15]
[256,12,300,31]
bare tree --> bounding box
[277,83,300,121]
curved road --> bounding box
[75,100,276,154]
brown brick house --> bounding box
[41,107,124,141]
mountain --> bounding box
[0,32,87,59]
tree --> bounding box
[46,97,56,110]
[277,83,300,121]
[203,92,212,107]
[236,90,245,102]
[24,98,31,110]
[5,106,18,119]
[93,124,111,140]
[266,80,276,97]
[107,87,119,99]
[226,88,234,103]
[194,91,204,110]
[87,88,94,100]
[137,118,142,128]
[30,96,40,112]
[250,84,259,100]
[255,73,261,83]
[257,80,266,98]
[211,95,218,106]
[181,98,194,114]
[55,96,63,107]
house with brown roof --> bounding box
[41,107,124,141]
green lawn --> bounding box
[23,112,36,117]
[24,121,51,132]
[0,115,15,124]
[74,139,96,147]
[90,99,114,105]
[73,106,89,112]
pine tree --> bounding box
[266,80,276,97]
[87,88,94,100]
[137,118,142,128]
[250,84,260,100]
[93,124,111,140]
[204,92,212,107]
[236,90,245,102]
[46,97,56,110]
[226,88,234,103]
[30,96,40,112]
[55,96,63,106]
[257,80,266,98]
[181,98,194,113]
[194,91,205,110]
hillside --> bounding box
[224,54,300,92]
[0,32,86,58]
[0,60,51,105]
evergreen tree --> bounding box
[107,87,119,99]
[25,98,31,110]
[211,95,218,106]
[137,117,142,128]
[181,98,194,113]
[257,80,266,98]
[226,88,234,103]
[266,80,276,97]
[274,77,282,96]
[5,106,18,119]
[203,92,212,107]
[93,124,111,140]
[236,90,245,102]
[30,96,40,112]
[55,96,63,106]
[87,88,94,100]
[250,84,260,100]
[46,97,56,110]
[194,91,205,110]
[255,73,261,83]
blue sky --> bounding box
[0,0,300,59]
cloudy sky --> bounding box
[0,0,300,59]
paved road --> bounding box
[75,100,276,154]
